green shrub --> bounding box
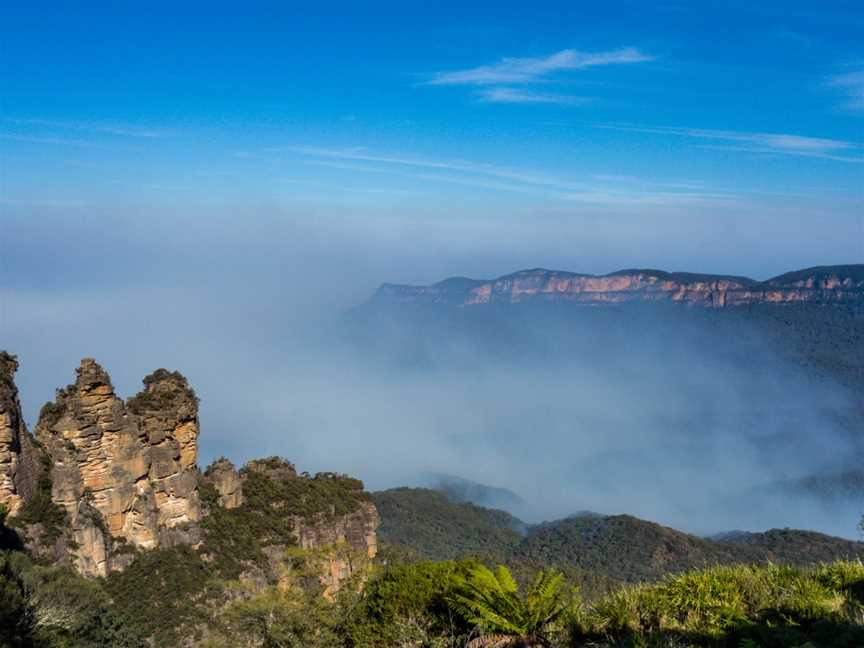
[816,560,864,608]
[579,562,864,647]
[446,564,576,646]
[0,550,140,648]
[126,368,198,414]
[105,545,216,648]
[21,560,141,648]
[0,551,32,648]
[586,583,659,637]
[205,572,346,648]
[656,567,749,634]
[345,560,468,647]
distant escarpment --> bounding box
[0,354,378,585]
[371,264,864,309]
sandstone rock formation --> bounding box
[34,359,202,576]
[373,264,864,309]
[293,498,379,559]
[4,354,380,589]
[202,457,245,509]
[237,459,378,562]
[0,352,38,517]
[297,498,379,596]
[208,457,379,594]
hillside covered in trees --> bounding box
[373,488,864,586]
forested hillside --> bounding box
[374,488,864,586]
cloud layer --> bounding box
[284,145,742,205]
[478,87,589,105]
[3,207,861,539]
[429,47,653,85]
[426,46,652,105]
[598,123,864,162]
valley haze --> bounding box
[5,236,862,538]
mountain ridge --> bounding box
[372,487,864,586]
[372,263,864,309]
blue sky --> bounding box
[2,2,864,525]
[1,0,862,280]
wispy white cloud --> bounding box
[0,133,104,148]
[4,117,171,138]
[557,190,737,206]
[597,123,864,162]
[303,158,550,195]
[828,70,864,112]
[286,145,591,190]
[428,47,653,86]
[478,87,589,105]
[286,145,740,206]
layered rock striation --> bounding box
[0,353,38,517]
[2,355,380,586]
[33,359,202,575]
[373,265,864,309]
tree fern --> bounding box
[446,564,574,646]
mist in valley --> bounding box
[3,207,861,540]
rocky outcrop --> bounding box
[244,456,299,483]
[296,499,379,596]
[126,369,202,540]
[34,359,202,576]
[243,458,378,563]
[202,457,245,509]
[5,354,381,587]
[209,457,379,594]
[0,353,38,517]
[372,265,864,309]
[293,499,379,559]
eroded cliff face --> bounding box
[374,265,864,309]
[205,457,379,594]
[5,354,379,587]
[296,499,379,596]
[292,499,379,559]
[0,353,38,517]
[34,359,201,576]
[202,457,245,509]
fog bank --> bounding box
[2,206,861,539]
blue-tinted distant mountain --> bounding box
[350,264,864,400]
[369,264,864,309]
[415,472,527,515]
[347,263,864,523]
[758,470,864,504]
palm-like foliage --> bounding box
[446,564,573,646]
